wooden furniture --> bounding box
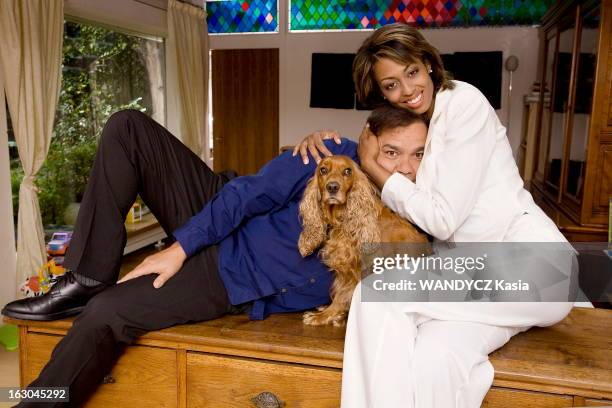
[519,90,547,182]
[528,0,612,242]
[4,307,612,407]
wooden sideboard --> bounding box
[527,0,612,241]
[4,307,612,407]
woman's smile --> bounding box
[401,91,424,109]
[374,58,434,115]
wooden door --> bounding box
[211,49,279,176]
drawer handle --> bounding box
[251,391,284,408]
[102,375,116,384]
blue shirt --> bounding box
[173,139,358,320]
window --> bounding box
[288,0,556,31]
[206,0,278,34]
[6,99,19,234]
[9,20,166,231]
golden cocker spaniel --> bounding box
[298,155,430,326]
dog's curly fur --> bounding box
[299,155,430,326]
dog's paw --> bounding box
[331,313,347,327]
[303,308,346,326]
[303,310,327,326]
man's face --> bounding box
[375,121,427,182]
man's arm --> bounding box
[173,138,358,257]
[117,139,356,288]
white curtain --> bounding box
[167,0,209,159]
[0,77,18,304]
[0,0,64,291]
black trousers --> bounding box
[18,110,238,407]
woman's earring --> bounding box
[428,68,433,73]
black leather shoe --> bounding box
[1,271,108,321]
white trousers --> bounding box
[340,212,575,408]
[340,287,575,408]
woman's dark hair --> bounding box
[353,23,454,108]
[367,106,426,136]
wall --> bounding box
[67,0,542,156]
[64,0,166,38]
[210,1,541,156]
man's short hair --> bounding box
[367,106,426,137]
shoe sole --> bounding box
[1,306,85,321]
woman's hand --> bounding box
[292,130,341,165]
[117,242,187,288]
[358,123,391,189]
[357,123,379,169]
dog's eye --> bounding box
[343,168,352,176]
[319,167,328,175]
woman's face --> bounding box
[373,57,434,115]
[375,121,427,182]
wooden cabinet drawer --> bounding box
[186,352,341,407]
[482,387,573,407]
[24,333,178,407]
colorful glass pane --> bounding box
[289,0,555,31]
[206,0,278,33]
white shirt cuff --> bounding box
[380,172,417,214]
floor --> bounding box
[0,346,19,407]
[0,244,162,407]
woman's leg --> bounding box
[341,285,424,408]
[411,320,525,408]
[341,282,548,408]
[342,213,576,407]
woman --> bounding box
[295,23,576,407]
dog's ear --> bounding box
[298,174,326,257]
[343,162,381,247]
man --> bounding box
[2,106,426,407]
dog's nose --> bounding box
[326,181,340,194]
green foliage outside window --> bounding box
[10,20,162,226]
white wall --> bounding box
[64,0,166,37]
[66,0,541,156]
[211,15,540,157]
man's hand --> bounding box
[117,242,187,288]
[292,129,341,165]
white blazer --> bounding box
[381,81,566,243]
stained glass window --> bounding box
[289,0,555,31]
[206,0,278,34]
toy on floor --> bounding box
[20,258,67,297]
[46,231,72,256]
[20,231,72,298]
[38,258,67,293]
[20,275,42,297]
